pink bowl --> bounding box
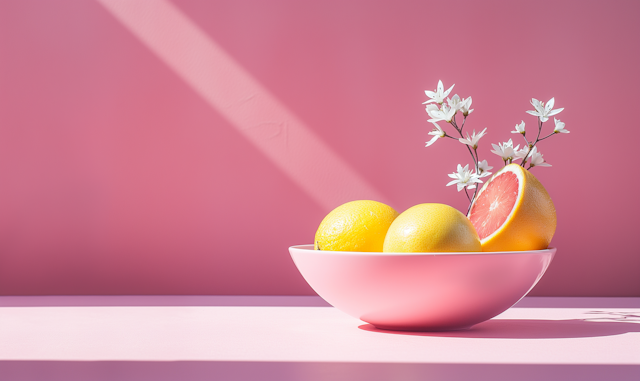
[289,245,555,331]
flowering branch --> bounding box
[423,80,490,214]
[422,80,568,212]
[514,98,568,168]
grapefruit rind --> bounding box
[468,164,557,252]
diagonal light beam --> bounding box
[97,0,389,211]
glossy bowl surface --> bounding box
[289,245,555,331]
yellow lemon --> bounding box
[383,203,481,252]
[468,163,556,251]
[314,200,399,252]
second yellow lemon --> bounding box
[383,203,481,252]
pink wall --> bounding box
[0,0,638,296]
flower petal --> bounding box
[546,97,555,112]
[547,108,564,116]
[425,135,439,147]
[444,84,455,96]
[531,98,544,113]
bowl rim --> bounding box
[289,244,556,256]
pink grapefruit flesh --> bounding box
[468,171,518,240]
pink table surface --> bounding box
[0,296,638,381]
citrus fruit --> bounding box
[383,203,481,252]
[314,200,399,252]
[468,163,556,252]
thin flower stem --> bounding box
[437,109,480,211]
[468,186,479,215]
[451,113,482,209]
[466,145,477,168]
[537,132,556,141]
[519,133,529,167]
[451,116,461,133]
[473,148,479,168]
[535,118,543,141]
[451,116,478,170]
[521,118,545,166]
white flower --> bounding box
[490,139,520,161]
[426,103,456,123]
[515,146,530,162]
[526,97,564,122]
[423,80,455,105]
[425,123,446,147]
[477,160,493,178]
[425,104,444,122]
[460,97,473,116]
[458,128,487,149]
[447,94,464,111]
[511,120,526,134]
[554,118,569,133]
[528,146,551,167]
[425,104,439,118]
[447,164,483,191]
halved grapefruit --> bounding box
[468,164,556,252]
